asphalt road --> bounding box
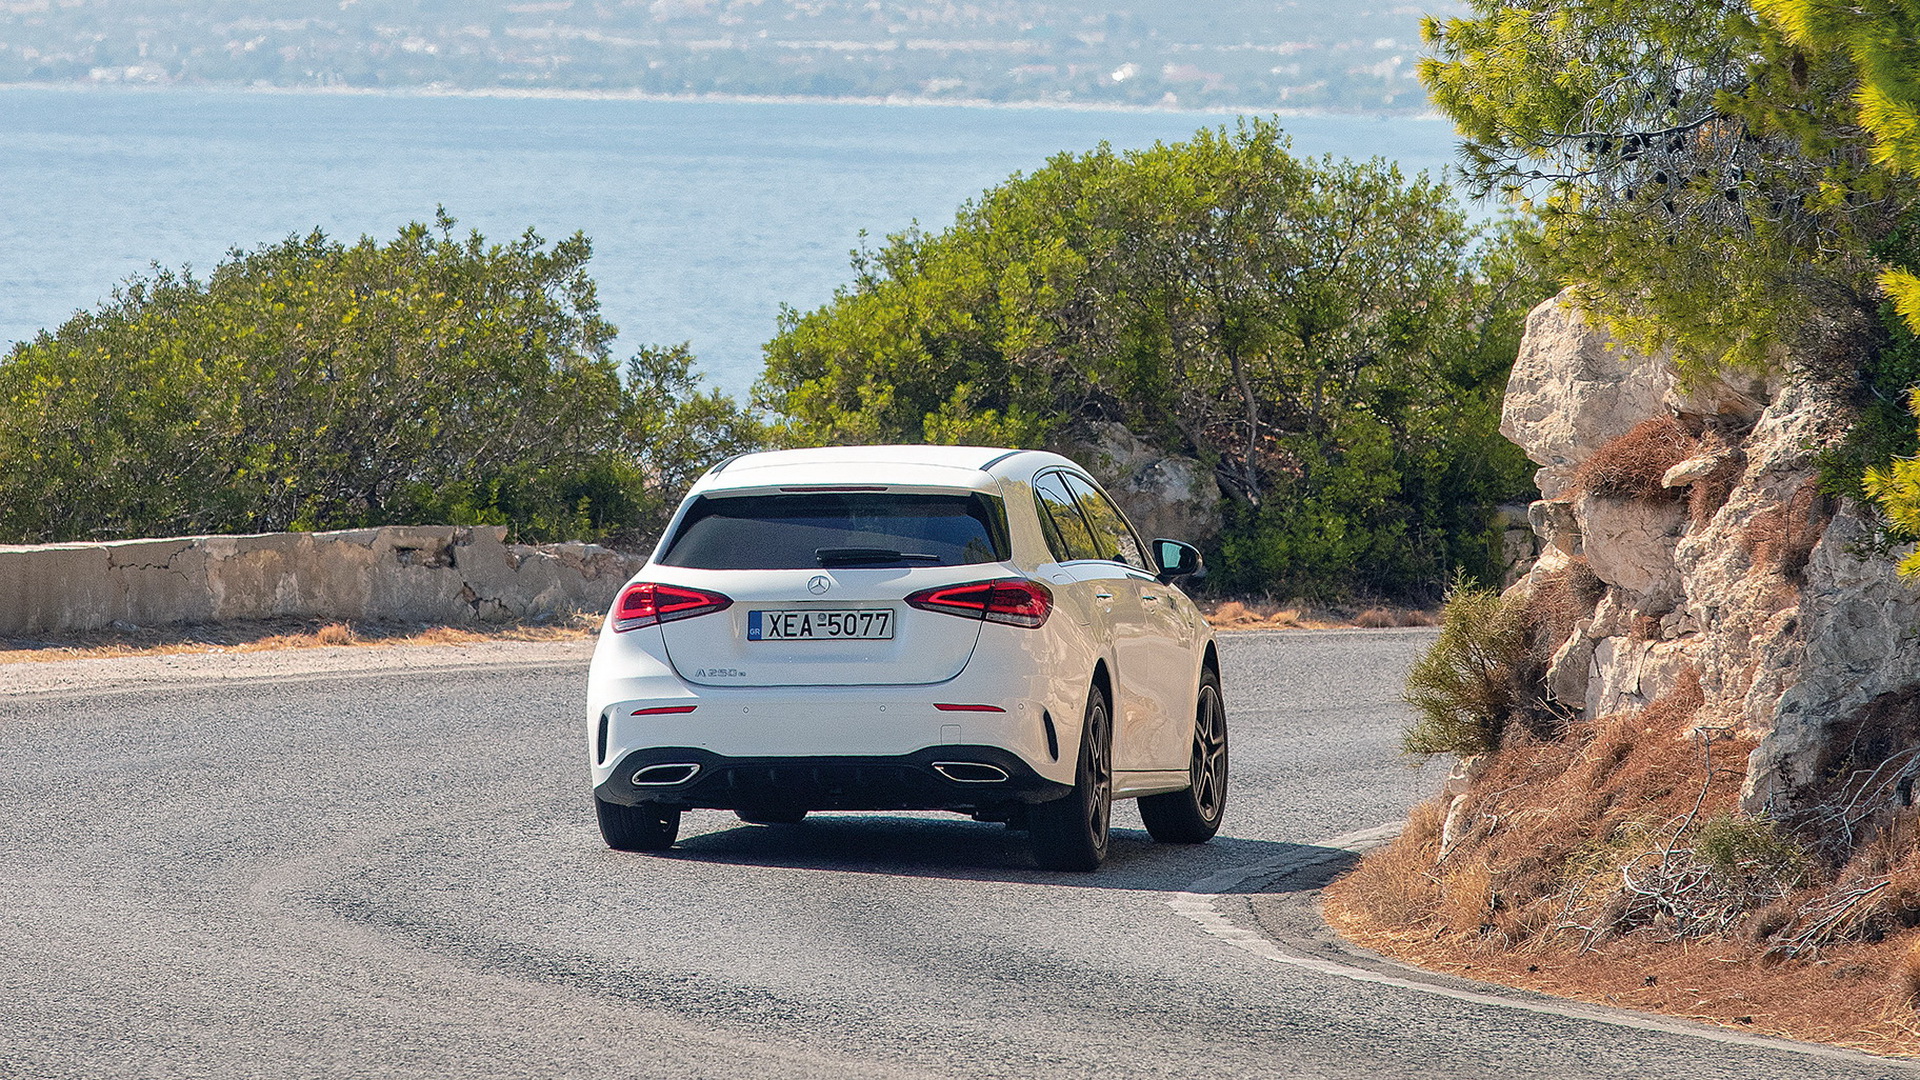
[0,629,1909,1079]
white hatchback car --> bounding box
[585,444,1227,870]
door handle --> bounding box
[1141,593,1161,602]
[1093,591,1114,601]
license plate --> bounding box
[748,609,894,641]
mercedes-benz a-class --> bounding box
[585,445,1227,870]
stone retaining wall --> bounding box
[0,526,647,636]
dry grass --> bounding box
[1206,600,1435,632]
[1334,798,1453,927]
[312,622,357,646]
[1895,936,1920,1008]
[1688,453,1744,528]
[1325,911,1920,1056]
[0,615,596,664]
[1743,478,1830,579]
[1326,662,1920,1057]
[1523,557,1606,655]
[1573,416,1697,502]
[1353,607,1400,629]
[1333,670,1740,948]
[1198,595,1397,630]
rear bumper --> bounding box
[585,612,1102,792]
[595,745,1072,812]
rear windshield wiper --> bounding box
[815,547,943,567]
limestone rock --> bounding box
[1744,506,1920,811]
[1491,284,1920,836]
[1496,502,1542,585]
[1659,609,1698,639]
[1546,621,1595,706]
[1439,794,1473,861]
[1444,755,1486,796]
[1586,588,1633,640]
[1671,377,1851,739]
[1496,295,1824,739]
[1573,493,1687,606]
[1055,422,1224,545]
[1500,292,1674,500]
[1741,378,1850,482]
[1667,368,1772,422]
[1586,637,1695,719]
[1662,451,1737,490]
[1528,499,1581,556]
[1437,755,1491,861]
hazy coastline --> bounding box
[0,89,1462,394]
[0,80,1445,122]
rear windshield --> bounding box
[659,491,1010,570]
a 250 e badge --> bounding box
[693,668,748,679]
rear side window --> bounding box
[660,492,1010,570]
[1033,472,1100,562]
[1061,472,1148,569]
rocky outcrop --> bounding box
[0,525,645,636]
[1497,290,1920,815]
[1500,297,1674,500]
[1055,421,1224,545]
[1746,507,1920,811]
[1574,492,1688,607]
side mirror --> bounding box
[1152,538,1204,582]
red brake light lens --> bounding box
[611,582,732,632]
[906,578,1052,629]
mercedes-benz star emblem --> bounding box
[807,575,831,595]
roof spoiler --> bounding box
[700,452,747,480]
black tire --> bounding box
[595,796,681,851]
[1140,667,1228,843]
[1030,685,1113,871]
[735,807,808,825]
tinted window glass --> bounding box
[1033,472,1100,562]
[1062,473,1147,569]
[1033,488,1069,561]
[660,492,1008,570]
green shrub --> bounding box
[759,119,1548,604]
[1835,217,1920,578]
[0,215,760,546]
[1694,812,1810,894]
[1403,576,1538,756]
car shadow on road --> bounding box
[652,811,1359,893]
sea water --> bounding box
[0,88,1463,396]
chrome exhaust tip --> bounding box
[631,762,701,786]
[932,761,1010,784]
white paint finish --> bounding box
[655,564,991,688]
[589,444,1217,825]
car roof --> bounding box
[692,445,1079,495]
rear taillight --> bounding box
[610,582,732,632]
[906,578,1053,629]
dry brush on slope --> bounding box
[1329,649,1920,1053]
[1327,293,1920,1055]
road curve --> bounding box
[0,630,1908,1079]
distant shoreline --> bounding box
[0,80,1444,121]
